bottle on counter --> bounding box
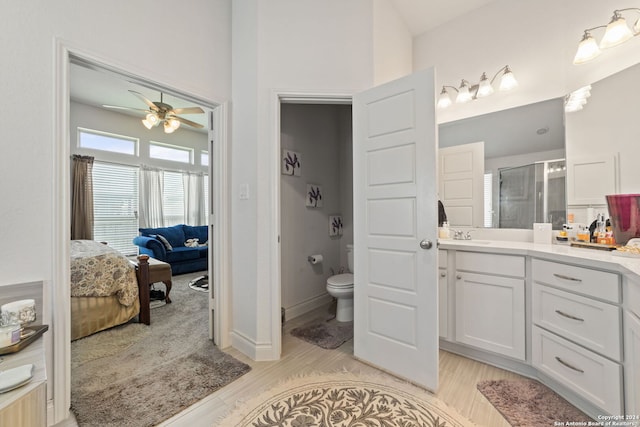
[439,221,451,239]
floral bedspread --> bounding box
[70,240,138,306]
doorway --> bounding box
[53,45,230,420]
[272,92,353,357]
[279,102,353,334]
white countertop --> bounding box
[438,239,640,277]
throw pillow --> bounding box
[156,234,173,251]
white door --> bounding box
[353,67,439,391]
[439,142,484,227]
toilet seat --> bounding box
[327,273,354,288]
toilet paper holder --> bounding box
[308,254,323,264]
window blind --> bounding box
[92,162,139,255]
[163,171,185,226]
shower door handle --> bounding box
[419,239,433,250]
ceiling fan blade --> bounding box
[170,106,205,115]
[128,90,158,110]
[102,105,150,114]
[172,116,204,129]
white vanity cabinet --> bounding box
[438,249,448,338]
[532,258,623,415]
[454,251,526,360]
[624,275,640,415]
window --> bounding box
[163,171,185,226]
[203,174,209,220]
[484,172,493,228]
[92,162,139,255]
[78,128,137,155]
[150,142,192,164]
[201,151,209,166]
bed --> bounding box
[70,240,150,341]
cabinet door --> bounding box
[626,310,640,415]
[455,271,525,360]
[567,154,617,205]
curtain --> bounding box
[139,166,165,228]
[183,172,205,225]
[71,155,94,240]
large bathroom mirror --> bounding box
[564,61,640,225]
[438,98,566,229]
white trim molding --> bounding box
[52,38,228,425]
[269,89,354,361]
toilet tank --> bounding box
[346,244,354,273]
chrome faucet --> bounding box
[453,229,473,240]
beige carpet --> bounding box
[71,271,251,427]
[218,371,477,426]
[477,378,593,427]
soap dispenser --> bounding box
[439,221,450,239]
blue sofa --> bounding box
[133,224,208,275]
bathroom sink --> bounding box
[450,239,492,245]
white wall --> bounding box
[0,0,230,419]
[414,0,640,124]
[373,0,413,85]
[230,0,410,359]
[280,104,353,319]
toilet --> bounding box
[326,244,354,322]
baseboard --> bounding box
[230,330,278,361]
[284,293,333,322]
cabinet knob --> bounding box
[456,274,462,280]
[440,272,446,278]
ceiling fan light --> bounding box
[169,118,180,130]
[573,32,601,64]
[633,17,640,34]
[142,118,154,130]
[164,119,180,133]
[145,113,159,125]
[437,87,452,109]
[498,67,518,91]
[476,73,494,98]
[600,14,633,49]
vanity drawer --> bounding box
[456,251,524,278]
[533,283,622,361]
[532,326,623,415]
[532,258,620,303]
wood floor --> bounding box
[156,306,524,427]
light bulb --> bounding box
[600,13,633,49]
[476,73,494,98]
[437,87,452,109]
[499,67,518,91]
[142,118,153,129]
[456,81,472,103]
[163,119,180,133]
[573,32,601,64]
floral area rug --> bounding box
[218,371,476,426]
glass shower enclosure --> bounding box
[498,159,566,230]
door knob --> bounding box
[419,239,433,249]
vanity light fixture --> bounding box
[437,65,518,109]
[564,85,592,112]
[573,8,640,65]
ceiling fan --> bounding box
[103,90,205,133]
